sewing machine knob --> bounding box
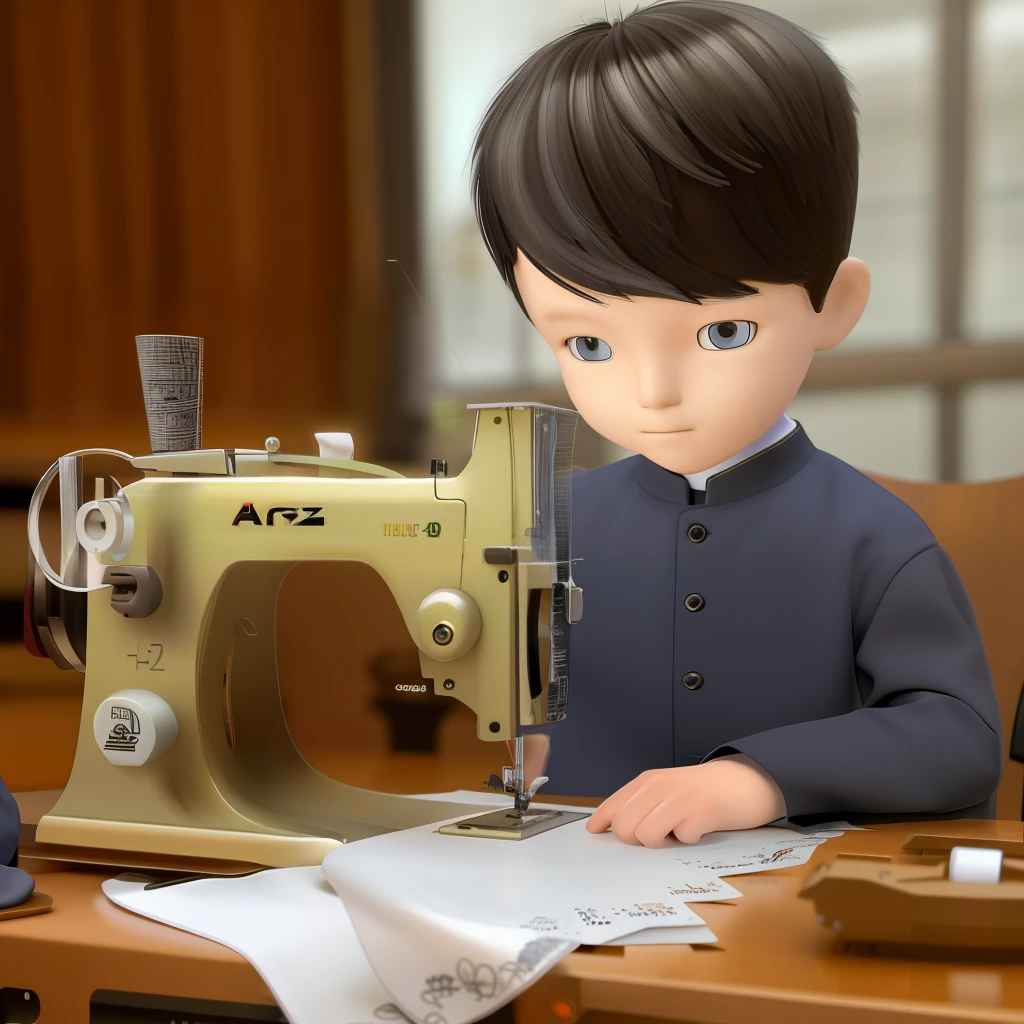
[75,495,134,561]
[568,584,583,624]
[416,589,481,662]
[93,688,179,767]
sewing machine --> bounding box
[24,336,584,869]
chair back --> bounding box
[868,473,1024,821]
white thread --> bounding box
[948,846,1003,884]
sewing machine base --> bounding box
[438,808,589,840]
[35,813,344,868]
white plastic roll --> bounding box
[948,845,1003,884]
[315,432,354,460]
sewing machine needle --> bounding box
[513,735,527,813]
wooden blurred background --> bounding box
[0,0,389,467]
[0,0,497,795]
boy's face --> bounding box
[514,252,869,475]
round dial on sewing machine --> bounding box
[416,590,482,662]
[93,689,179,767]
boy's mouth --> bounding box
[640,428,694,434]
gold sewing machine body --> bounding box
[26,337,583,868]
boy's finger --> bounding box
[672,811,712,845]
[609,787,664,845]
[585,797,617,833]
[633,795,690,848]
[585,776,644,832]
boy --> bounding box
[471,0,1001,845]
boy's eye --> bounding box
[697,320,757,351]
[566,336,612,361]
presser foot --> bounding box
[437,807,589,840]
[483,767,551,810]
[460,767,583,839]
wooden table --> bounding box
[3,792,1024,1024]
[520,818,1024,1024]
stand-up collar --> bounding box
[633,422,815,506]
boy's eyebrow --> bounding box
[696,290,764,305]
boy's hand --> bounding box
[585,755,786,846]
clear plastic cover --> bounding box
[530,406,577,722]
[529,406,577,568]
[466,402,580,724]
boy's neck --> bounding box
[684,414,797,492]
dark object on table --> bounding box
[1,781,21,872]
[369,649,456,752]
[1010,680,1024,820]
[0,866,35,910]
[90,989,286,1022]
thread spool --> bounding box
[315,432,354,460]
[948,846,1003,884]
[136,335,204,452]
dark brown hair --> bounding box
[472,0,858,313]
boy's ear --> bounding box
[814,257,871,352]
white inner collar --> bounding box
[684,414,797,492]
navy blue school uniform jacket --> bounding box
[547,424,1002,825]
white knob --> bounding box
[76,495,134,560]
[93,689,178,766]
[416,589,482,661]
[315,432,354,460]
[948,845,1003,884]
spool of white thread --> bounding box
[948,846,1003,884]
[315,432,354,460]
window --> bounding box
[414,0,1024,480]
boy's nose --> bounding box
[636,357,683,409]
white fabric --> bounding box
[616,923,719,944]
[321,816,842,1023]
[323,814,736,945]
[102,798,845,1024]
[683,413,797,491]
[103,868,394,1024]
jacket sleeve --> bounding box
[0,778,19,867]
[704,545,1003,823]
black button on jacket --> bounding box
[546,425,1002,825]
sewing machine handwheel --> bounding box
[24,558,87,671]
